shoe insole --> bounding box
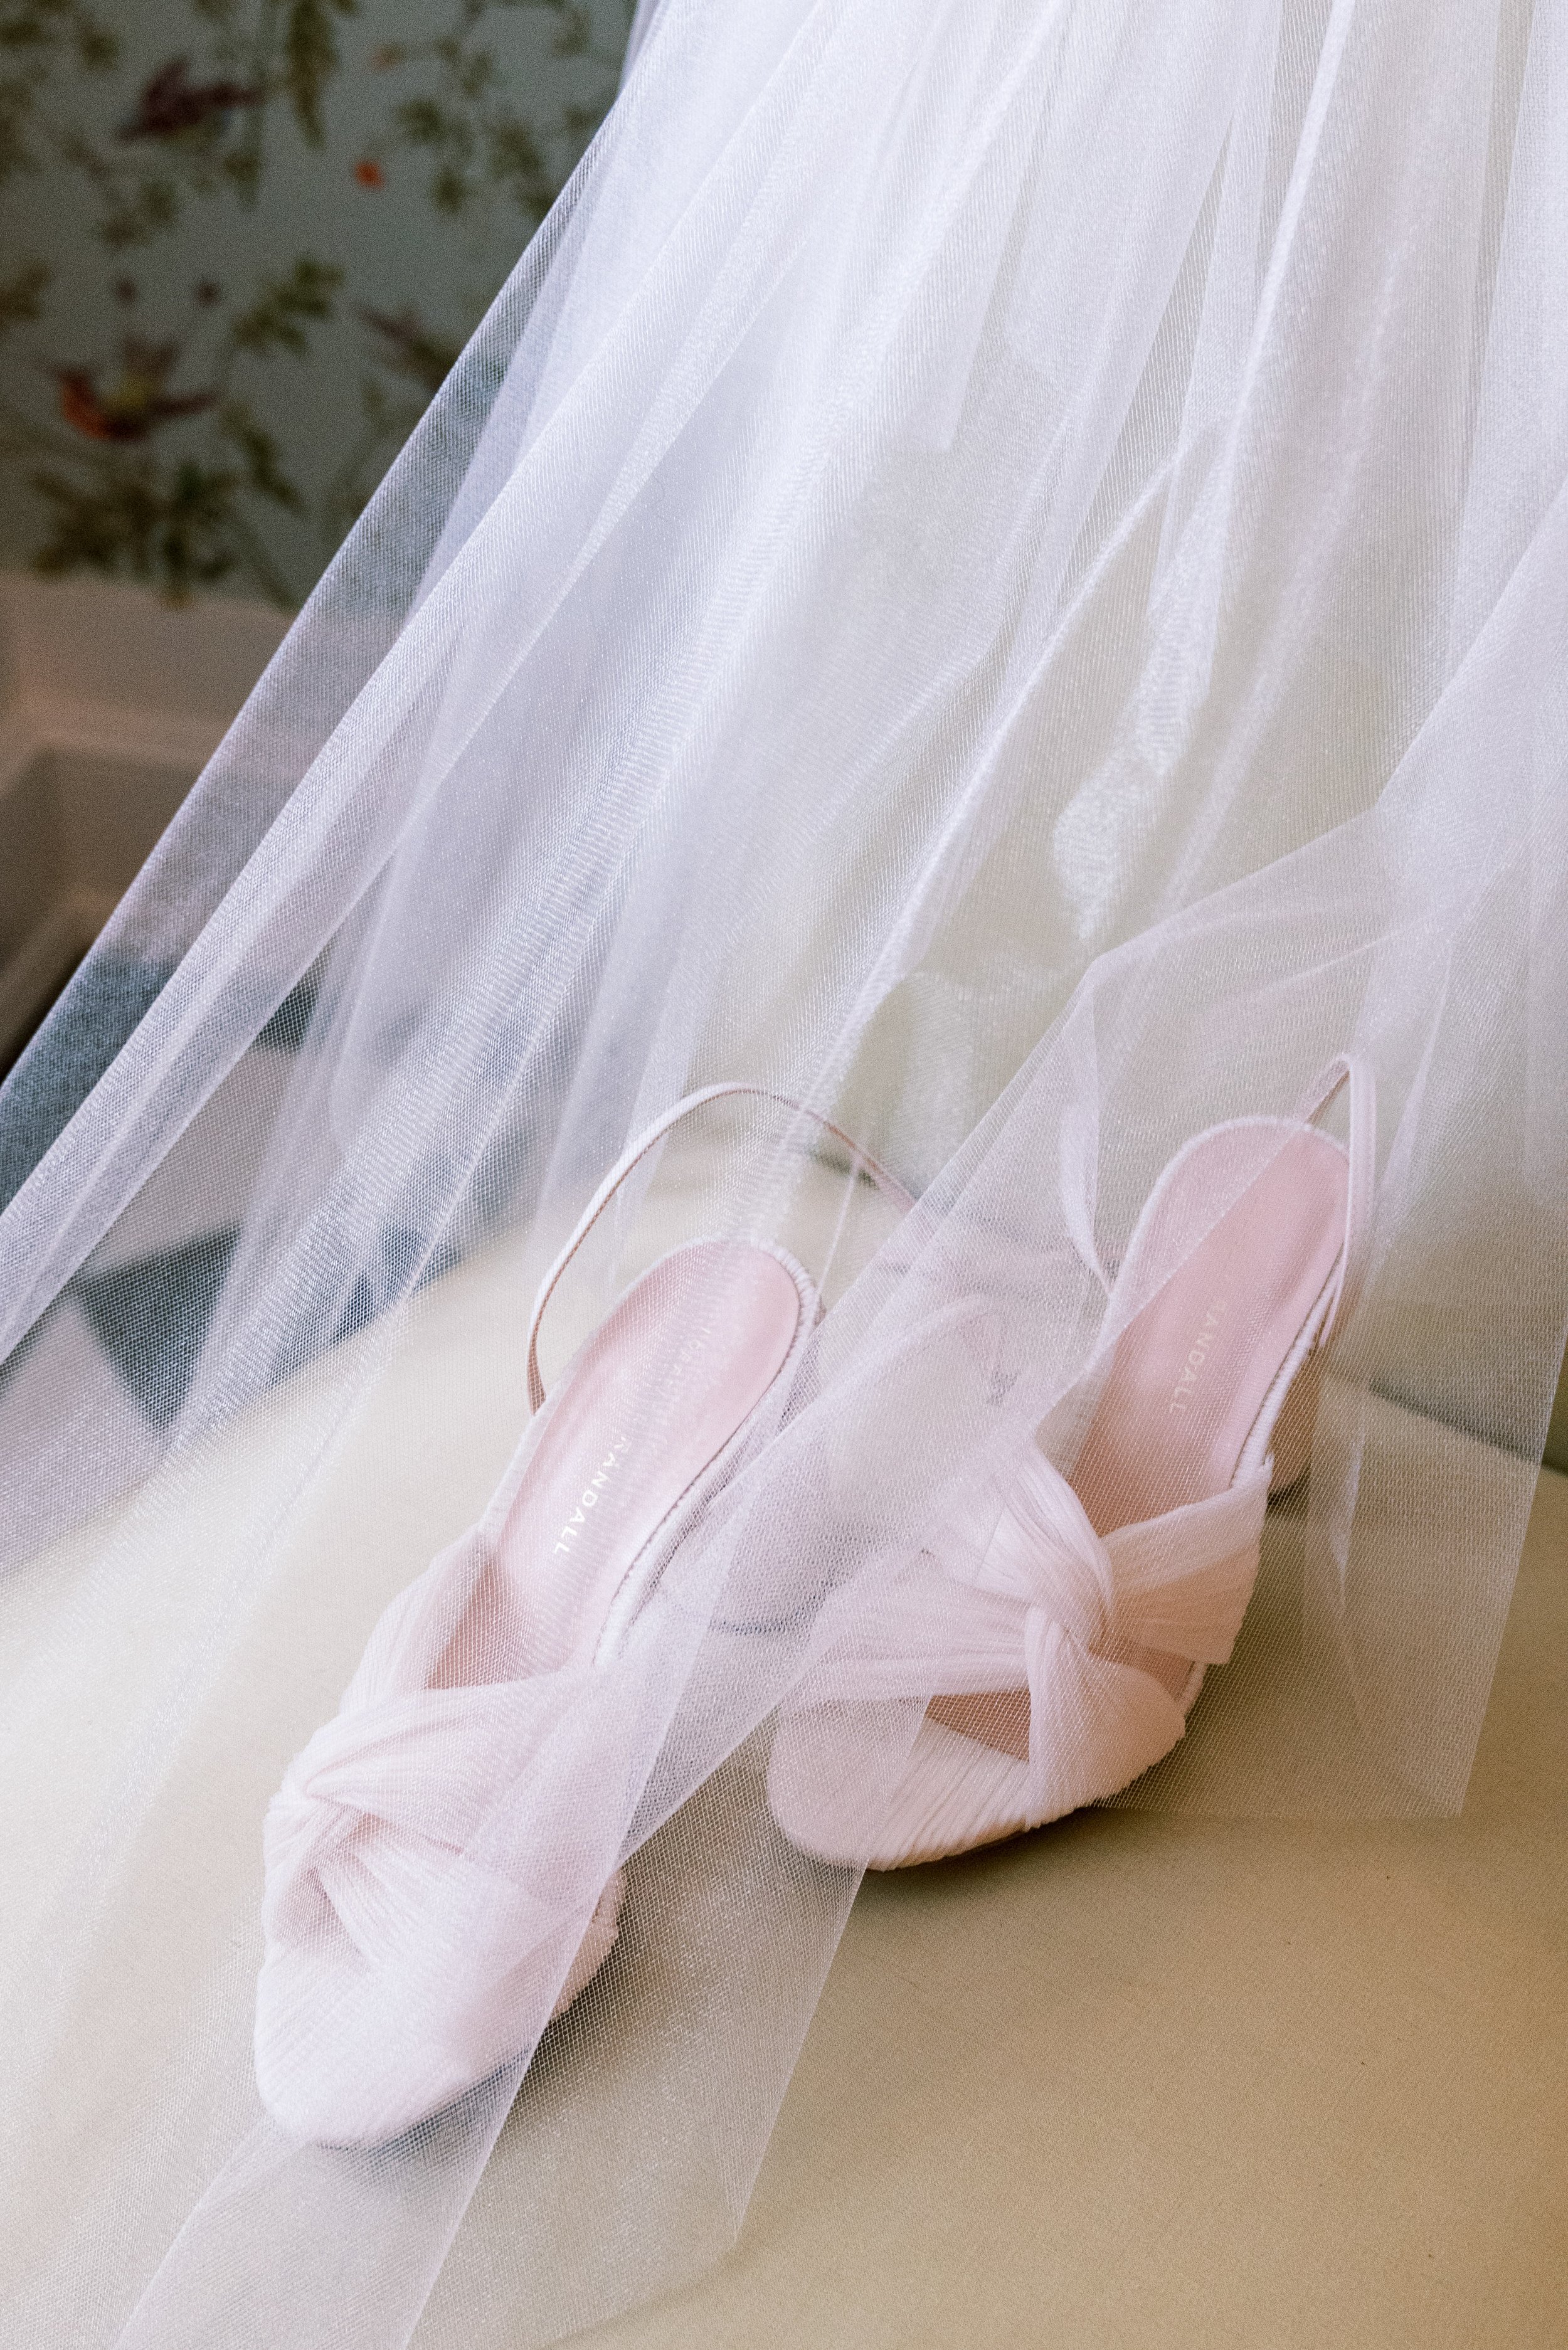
[930,1126,1348,1757]
[435,1241,805,1687]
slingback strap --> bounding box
[1296,1055,1376,1344]
[526,1084,915,1411]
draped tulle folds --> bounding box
[1,0,1565,2343]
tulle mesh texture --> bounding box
[2,0,1565,2343]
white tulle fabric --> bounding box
[2,0,1567,2344]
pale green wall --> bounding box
[0,0,633,606]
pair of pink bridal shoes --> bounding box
[254,1088,911,2145]
[766,1061,1372,1868]
[256,1064,1369,2142]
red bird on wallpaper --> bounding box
[54,339,219,442]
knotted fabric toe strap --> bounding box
[963,1444,1268,1667]
[262,1673,581,1963]
[526,1083,914,1410]
[261,1531,598,1978]
[803,1445,1271,1821]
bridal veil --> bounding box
[1,0,1564,2341]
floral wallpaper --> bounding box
[0,0,634,605]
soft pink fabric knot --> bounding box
[972,1446,1113,1649]
[254,1530,624,2145]
[792,1444,1271,1826]
[260,1675,578,1961]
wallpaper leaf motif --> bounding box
[0,0,633,605]
[285,0,358,146]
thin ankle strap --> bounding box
[526,1084,914,1409]
[1296,1056,1375,1343]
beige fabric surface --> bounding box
[561,1463,1568,2349]
[5,1180,1563,2344]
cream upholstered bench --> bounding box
[2,1141,1564,2350]
[547,1459,1565,2350]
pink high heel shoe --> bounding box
[767,1062,1374,1869]
[255,1086,909,2144]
